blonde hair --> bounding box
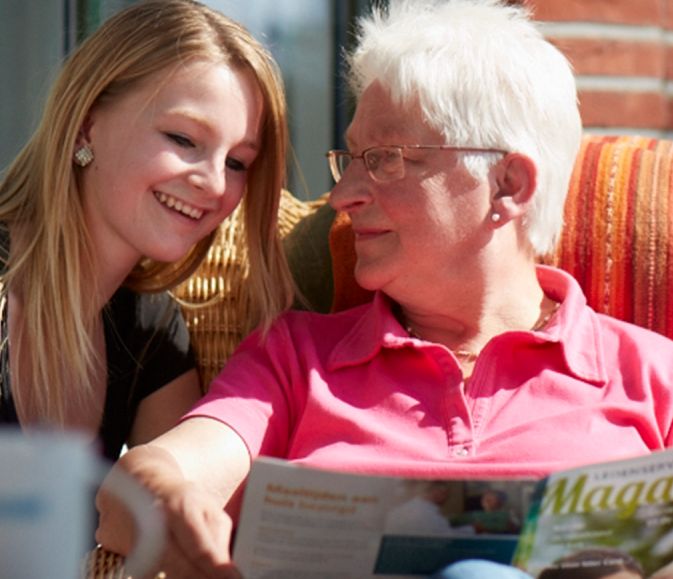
[0,0,293,425]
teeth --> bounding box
[155,192,203,220]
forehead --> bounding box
[345,81,442,148]
[147,60,256,107]
[99,59,260,119]
[95,60,263,142]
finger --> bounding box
[165,504,233,568]
[141,537,242,579]
[95,487,137,555]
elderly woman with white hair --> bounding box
[96,1,673,577]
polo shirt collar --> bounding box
[328,265,608,386]
[327,292,409,369]
[533,265,607,385]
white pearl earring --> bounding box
[490,212,501,223]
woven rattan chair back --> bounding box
[173,189,320,389]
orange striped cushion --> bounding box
[330,134,673,340]
[329,210,375,313]
[544,134,673,339]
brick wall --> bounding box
[525,0,673,136]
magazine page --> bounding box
[513,448,673,579]
[233,458,537,578]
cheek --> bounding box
[91,148,152,194]
[215,182,246,223]
[447,164,481,192]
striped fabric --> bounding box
[329,134,673,340]
[544,134,673,340]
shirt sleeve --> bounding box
[183,319,300,460]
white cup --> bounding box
[0,429,164,579]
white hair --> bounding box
[347,0,582,256]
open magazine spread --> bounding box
[513,448,673,578]
[234,450,673,578]
[232,458,536,578]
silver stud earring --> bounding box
[490,212,501,223]
[74,145,94,167]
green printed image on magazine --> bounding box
[513,449,673,578]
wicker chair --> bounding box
[173,189,325,389]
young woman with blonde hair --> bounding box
[0,0,294,459]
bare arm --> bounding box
[96,416,250,579]
[127,368,203,447]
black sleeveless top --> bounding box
[0,238,195,460]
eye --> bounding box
[380,148,400,163]
[165,133,195,148]
[364,148,383,170]
[225,157,247,172]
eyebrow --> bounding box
[164,108,213,130]
[344,125,415,151]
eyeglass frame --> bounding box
[325,145,508,183]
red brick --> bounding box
[665,0,673,29]
[526,0,663,26]
[579,91,667,129]
[548,37,665,78]
[667,97,673,128]
[667,45,673,79]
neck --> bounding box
[94,259,135,309]
[397,261,551,355]
[89,238,142,310]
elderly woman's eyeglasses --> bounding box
[325,145,508,183]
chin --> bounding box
[354,264,390,293]
[144,245,194,264]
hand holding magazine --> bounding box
[233,450,673,579]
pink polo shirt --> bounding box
[186,266,673,480]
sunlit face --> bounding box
[329,81,493,303]
[78,59,263,279]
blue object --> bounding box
[430,559,534,579]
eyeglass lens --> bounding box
[329,147,405,183]
[365,148,404,182]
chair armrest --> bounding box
[82,546,128,579]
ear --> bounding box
[489,153,537,227]
[74,113,95,152]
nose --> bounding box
[329,160,373,213]
[188,156,226,198]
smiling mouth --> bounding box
[154,192,204,220]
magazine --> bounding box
[232,451,673,578]
[512,449,673,578]
[232,458,537,578]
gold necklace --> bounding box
[402,300,561,360]
[404,324,479,361]
[531,300,561,332]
